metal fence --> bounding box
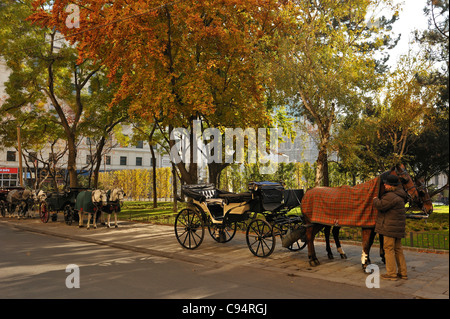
[315,227,449,251]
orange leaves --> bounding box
[29,0,288,129]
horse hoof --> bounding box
[327,253,334,260]
[340,254,347,259]
[107,225,110,228]
[309,258,320,266]
[115,225,118,228]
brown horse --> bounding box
[303,164,433,268]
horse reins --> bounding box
[394,167,431,212]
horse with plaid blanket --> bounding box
[302,164,433,269]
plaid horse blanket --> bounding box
[302,177,381,227]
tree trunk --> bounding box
[208,162,229,188]
[172,163,178,213]
[168,124,198,185]
[92,136,106,189]
[67,133,78,188]
[150,146,157,208]
[315,134,330,187]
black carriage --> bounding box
[39,187,88,224]
[246,182,306,257]
[174,182,306,257]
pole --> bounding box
[17,125,23,187]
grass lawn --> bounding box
[119,201,186,222]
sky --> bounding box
[386,0,430,67]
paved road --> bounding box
[0,217,448,301]
[0,223,408,300]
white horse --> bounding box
[33,190,47,204]
[103,188,125,228]
[76,189,107,230]
[6,189,32,218]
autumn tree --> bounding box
[79,71,129,188]
[409,0,448,193]
[1,0,133,188]
[274,0,400,186]
[1,0,105,187]
[332,51,442,180]
[29,0,287,185]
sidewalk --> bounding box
[1,216,448,299]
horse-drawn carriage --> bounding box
[174,182,306,257]
[0,187,36,218]
[39,187,88,224]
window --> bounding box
[136,157,142,166]
[86,155,93,165]
[105,156,111,165]
[0,170,18,188]
[136,141,144,148]
[120,156,127,165]
[6,151,16,162]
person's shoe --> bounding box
[381,274,398,281]
[397,274,408,280]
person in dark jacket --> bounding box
[373,174,408,280]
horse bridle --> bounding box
[394,166,432,212]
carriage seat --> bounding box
[201,189,219,199]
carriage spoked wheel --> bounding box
[208,222,237,243]
[246,218,276,257]
[39,202,49,223]
[174,208,205,250]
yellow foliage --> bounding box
[98,168,173,201]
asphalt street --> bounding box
[0,222,409,300]
[0,217,448,303]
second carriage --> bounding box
[39,187,88,224]
[174,182,306,257]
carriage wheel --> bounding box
[246,218,276,257]
[174,208,204,250]
[286,238,307,251]
[39,202,49,223]
[208,222,237,243]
